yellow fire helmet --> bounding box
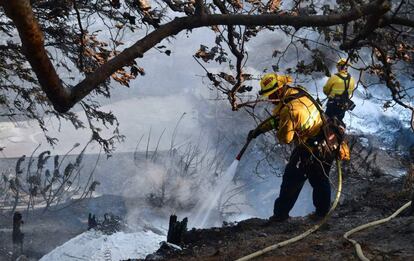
[259,73,293,97]
[337,58,350,67]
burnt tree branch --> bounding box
[386,16,414,27]
[194,0,205,16]
[341,0,391,50]
[213,0,245,110]
[72,0,85,70]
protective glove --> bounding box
[247,128,261,140]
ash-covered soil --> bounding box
[0,195,128,260]
[154,137,414,261]
[1,136,413,261]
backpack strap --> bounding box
[290,87,346,155]
[280,86,344,130]
[335,73,351,99]
[288,86,328,125]
[280,90,306,104]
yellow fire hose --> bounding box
[343,200,412,261]
[235,159,343,261]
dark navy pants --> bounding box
[325,99,346,121]
[273,145,333,218]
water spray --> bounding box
[193,136,252,227]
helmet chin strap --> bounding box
[268,89,279,99]
[268,85,287,103]
[337,65,348,72]
[277,85,287,97]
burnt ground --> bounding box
[153,138,414,261]
[0,195,128,261]
[1,137,413,261]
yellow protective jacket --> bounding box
[258,87,323,144]
[323,71,355,98]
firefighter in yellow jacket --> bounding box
[323,58,356,121]
[248,73,334,221]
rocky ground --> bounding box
[150,136,414,260]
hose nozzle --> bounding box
[236,137,252,161]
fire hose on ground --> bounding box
[343,200,412,261]
[234,138,344,261]
[234,138,413,261]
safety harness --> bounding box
[280,87,319,133]
[329,73,355,111]
[282,87,346,159]
[335,73,351,99]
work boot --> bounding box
[308,212,326,222]
[266,214,290,225]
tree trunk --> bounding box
[167,215,188,245]
[12,212,24,257]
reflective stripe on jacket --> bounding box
[323,71,355,98]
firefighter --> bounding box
[323,58,356,121]
[248,73,334,222]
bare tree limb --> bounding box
[386,16,414,27]
[194,0,205,16]
[391,0,405,19]
[370,41,414,131]
[0,0,395,113]
[213,0,245,110]
[341,0,390,50]
[72,0,85,70]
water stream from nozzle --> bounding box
[192,159,240,227]
[193,139,250,227]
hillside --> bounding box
[149,138,414,260]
